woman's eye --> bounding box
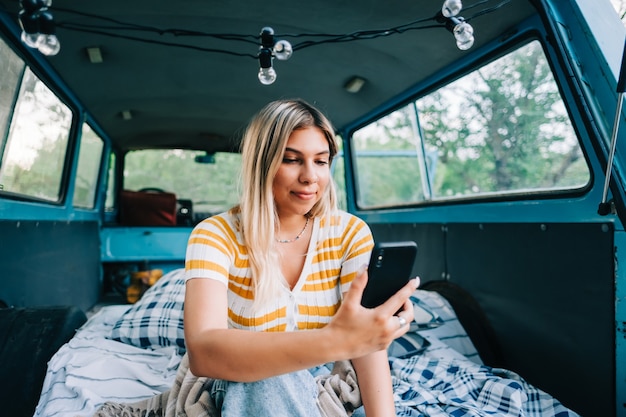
[316,160,329,166]
[283,158,299,164]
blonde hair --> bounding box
[231,99,339,309]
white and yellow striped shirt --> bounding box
[184,211,374,332]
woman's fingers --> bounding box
[391,298,415,335]
[331,273,420,357]
[378,277,420,317]
[342,264,369,306]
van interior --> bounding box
[0,0,625,416]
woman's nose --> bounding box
[300,162,318,184]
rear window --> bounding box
[122,149,241,222]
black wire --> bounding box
[55,24,259,58]
[464,0,512,22]
[292,23,443,52]
[13,0,511,58]
[54,6,259,45]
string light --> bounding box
[436,0,475,51]
[452,17,474,50]
[257,27,292,85]
[442,0,463,18]
[18,0,60,56]
[16,0,512,82]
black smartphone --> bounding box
[360,241,418,308]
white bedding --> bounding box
[34,306,182,417]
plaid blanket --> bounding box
[390,355,580,417]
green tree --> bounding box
[418,41,587,198]
[352,40,589,207]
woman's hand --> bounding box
[325,267,419,359]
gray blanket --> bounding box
[93,354,361,417]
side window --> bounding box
[353,106,426,208]
[0,38,24,151]
[105,152,117,212]
[332,136,347,211]
[0,65,73,201]
[352,40,590,208]
[73,123,104,208]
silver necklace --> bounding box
[276,217,310,243]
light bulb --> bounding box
[453,21,474,50]
[273,40,292,60]
[18,9,40,47]
[442,0,462,17]
[258,67,277,85]
[38,34,60,55]
[21,30,42,48]
[36,9,59,55]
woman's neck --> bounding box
[276,215,309,244]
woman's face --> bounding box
[272,126,331,218]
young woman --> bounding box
[183,99,418,416]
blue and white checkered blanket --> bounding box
[390,355,579,416]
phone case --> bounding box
[361,241,418,308]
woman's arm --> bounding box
[184,277,340,381]
[184,270,417,382]
[352,350,396,417]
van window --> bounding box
[123,149,241,219]
[332,136,347,210]
[0,64,72,201]
[352,40,590,208]
[73,123,104,209]
[0,38,24,149]
[105,152,117,212]
[611,0,626,25]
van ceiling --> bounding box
[3,0,536,152]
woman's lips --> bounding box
[292,191,316,200]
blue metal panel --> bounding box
[0,220,101,310]
[100,227,190,262]
[356,189,611,225]
[615,231,626,417]
[0,198,101,222]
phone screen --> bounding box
[361,241,418,308]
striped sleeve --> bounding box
[316,212,374,294]
[184,214,239,287]
[339,214,374,293]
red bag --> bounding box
[119,190,177,226]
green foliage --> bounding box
[0,67,72,201]
[124,149,242,214]
[353,40,589,207]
